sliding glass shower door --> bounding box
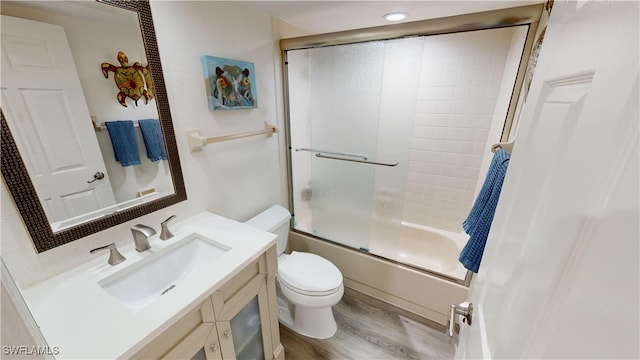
[287,37,422,254]
[285,19,531,280]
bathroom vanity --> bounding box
[18,212,284,360]
[131,244,281,360]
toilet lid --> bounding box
[278,252,343,294]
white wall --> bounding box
[1,1,284,289]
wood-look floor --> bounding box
[280,287,455,359]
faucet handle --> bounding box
[90,243,126,266]
[160,215,177,240]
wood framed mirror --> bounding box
[0,0,186,253]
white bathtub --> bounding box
[294,214,470,282]
[396,221,469,281]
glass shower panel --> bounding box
[367,37,423,260]
[289,42,386,250]
[289,38,422,253]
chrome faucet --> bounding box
[131,224,156,252]
[90,243,126,266]
[160,215,177,240]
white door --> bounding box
[1,15,116,224]
[456,1,639,359]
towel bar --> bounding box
[295,148,368,160]
[491,139,516,154]
[187,122,277,152]
[93,118,141,131]
[315,153,398,167]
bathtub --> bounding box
[396,221,469,281]
[295,215,470,282]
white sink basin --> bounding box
[98,233,230,313]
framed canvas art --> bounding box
[201,55,257,110]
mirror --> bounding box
[1,0,186,253]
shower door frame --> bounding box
[280,4,544,286]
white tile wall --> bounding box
[402,27,520,232]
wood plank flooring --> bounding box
[280,287,455,359]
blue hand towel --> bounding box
[459,148,510,273]
[105,120,141,167]
[138,119,167,162]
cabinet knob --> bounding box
[210,344,219,352]
[224,329,230,339]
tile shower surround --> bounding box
[402,28,516,232]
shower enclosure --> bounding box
[283,7,539,283]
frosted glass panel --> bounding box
[289,41,386,250]
[368,37,423,259]
[310,42,385,250]
[230,296,263,360]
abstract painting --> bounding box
[201,55,257,110]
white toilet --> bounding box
[246,205,344,339]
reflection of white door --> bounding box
[455,1,639,359]
[1,15,116,223]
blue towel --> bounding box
[105,120,141,167]
[138,119,167,161]
[459,148,510,273]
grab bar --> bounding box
[187,122,277,152]
[295,148,367,160]
[315,153,398,167]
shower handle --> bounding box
[448,301,473,337]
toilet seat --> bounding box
[278,252,343,296]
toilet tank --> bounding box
[245,205,291,255]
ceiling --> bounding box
[242,1,545,34]
[2,1,136,23]
[4,1,545,35]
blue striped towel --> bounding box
[105,120,141,167]
[459,148,510,273]
[138,119,167,161]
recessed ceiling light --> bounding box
[383,12,408,22]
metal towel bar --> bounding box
[491,138,516,154]
[315,153,398,167]
[295,148,368,160]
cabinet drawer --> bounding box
[216,254,265,304]
[131,297,215,360]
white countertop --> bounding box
[20,211,276,360]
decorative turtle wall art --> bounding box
[101,51,154,107]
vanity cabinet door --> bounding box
[213,275,272,360]
[211,247,278,360]
[163,323,222,360]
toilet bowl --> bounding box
[245,205,344,339]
